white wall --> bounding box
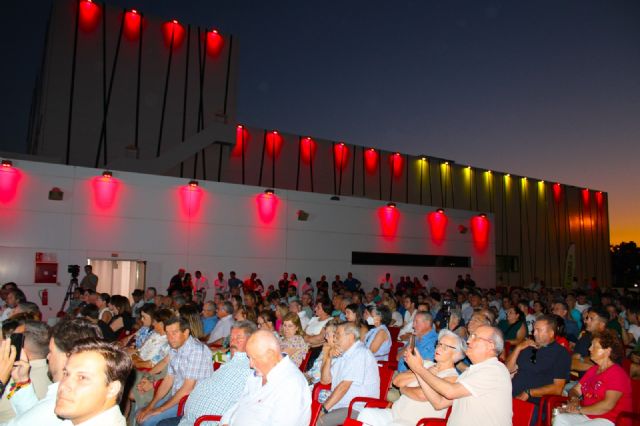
[0,159,495,320]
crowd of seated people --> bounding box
[0,271,637,426]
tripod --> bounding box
[58,275,79,316]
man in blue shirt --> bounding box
[397,312,438,372]
[201,301,219,336]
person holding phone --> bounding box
[397,312,438,372]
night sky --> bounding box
[1,0,638,244]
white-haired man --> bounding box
[405,325,512,426]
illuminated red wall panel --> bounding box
[179,185,203,219]
[427,211,448,245]
[232,126,250,158]
[256,193,278,224]
[0,166,21,204]
[388,153,403,178]
[364,149,378,174]
[300,137,317,164]
[123,10,142,41]
[334,144,349,170]
[378,206,400,240]
[161,20,186,48]
[471,215,490,253]
[79,0,101,32]
[91,176,119,210]
[206,30,224,56]
[553,183,562,203]
[266,132,284,158]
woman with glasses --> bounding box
[357,329,465,426]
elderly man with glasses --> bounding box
[404,325,512,426]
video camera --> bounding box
[67,264,80,278]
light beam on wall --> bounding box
[162,20,185,48]
[179,181,203,219]
[300,137,317,164]
[389,152,403,178]
[378,205,400,240]
[471,214,490,253]
[123,9,142,41]
[79,0,101,32]
[427,209,448,245]
[256,191,278,224]
[206,29,224,56]
[266,131,283,158]
[334,143,349,170]
[0,161,20,204]
[364,148,378,174]
[91,173,119,210]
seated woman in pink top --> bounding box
[554,329,632,426]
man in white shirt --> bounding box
[398,296,418,340]
[207,301,234,345]
[0,319,103,426]
[55,340,131,425]
[317,322,380,426]
[213,272,227,297]
[220,330,310,425]
[193,271,210,300]
[404,325,512,426]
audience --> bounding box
[0,271,637,426]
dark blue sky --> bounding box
[1,0,638,242]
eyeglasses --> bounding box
[468,333,494,345]
[436,342,457,351]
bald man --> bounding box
[220,330,311,426]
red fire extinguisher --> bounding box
[39,289,48,306]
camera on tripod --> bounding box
[68,264,80,278]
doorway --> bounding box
[88,259,146,297]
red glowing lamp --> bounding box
[386,202,396,208]
[102,170,112,179]
[1,160,12,168]
[364,148,378,174]
[79,0,101,32]
[206,29,224,56]
[300,137,317,164]
[436,208,445,214]
[471,214,490,252]
[189,180,199,188]
[124,9,142,41]
[378,205,400,240]
[162,20,186,48]
[427,210,448,245]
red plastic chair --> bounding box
[300,350,312,372]
[513,398,535,426]
[194,415,222,426]
[539,395,568,426]
[177,394,189,417]
[309,382,331,426]
[389,326,401,341]
[341,365,391,423]
[616,411,640,426]
[415,406,452,425]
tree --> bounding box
[610,241,640,288]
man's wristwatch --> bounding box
[321,405,329,414]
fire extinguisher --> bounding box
[39,289,48,306]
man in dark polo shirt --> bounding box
[571,307,608,378]
[506,315,571,424]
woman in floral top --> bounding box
[280,312,309,367]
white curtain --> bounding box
[91,260,145,298]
